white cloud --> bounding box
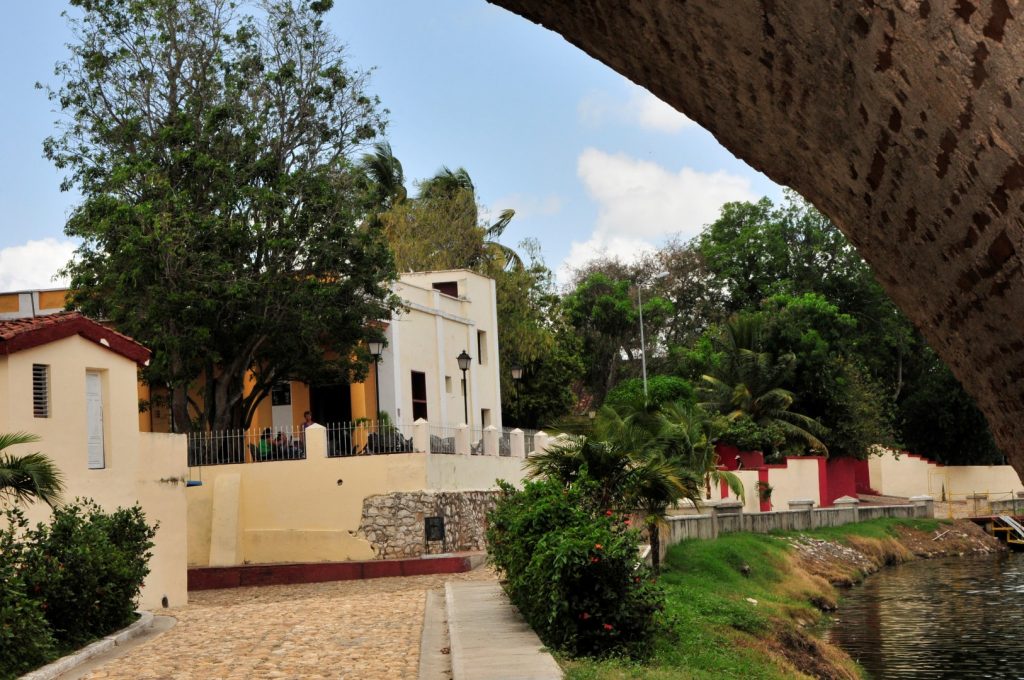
[0,238,76,291]
[578,86,696,134]
[487,193,563,221]
[559,149,757,278]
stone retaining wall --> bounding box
[358,491,498,559]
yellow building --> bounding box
[0,268,504,437]
[0,311,188,608]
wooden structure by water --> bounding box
[970,515,1024,549]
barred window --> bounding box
[32,364,50,418]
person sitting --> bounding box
[273,431,289,456]
[257,428,272,461]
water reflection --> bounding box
[828,552,1024,679]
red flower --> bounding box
[624,519,632,526]
[605,509,613,516]
[603,623,614,631]
[590,556,600,563]
[594,543,603,550]
[580,612,591,620]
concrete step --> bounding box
[444,581,562,680]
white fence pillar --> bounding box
[532,431,549,457]
[455,424,470,455]
[910,495,935,518]
[483,425,499,456]
[413,418,429,453]
[305,424,327,458]
[510,428,525,458]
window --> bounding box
[411,371,428,421]
[445,376,453,394]
[481,408,491,428]
[432,281,459,297]
[32,364,50,418]
[477,330,487,365]
[271,382,292,406]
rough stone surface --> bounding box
[77,568,497,680]
[489,0,1024,478]
[358,490,498,559]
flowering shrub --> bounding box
[487,477,663,657]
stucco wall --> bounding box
[0,336,188,610]
[186,431,528,567]
[866,448,1023,500]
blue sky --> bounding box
[0,0,781,290]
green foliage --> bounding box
[604,376,694,411]
[716,415,784,454]
[897,350,1003,465]
[20,500,157,646]
[487,478,663,657]
[0,433,64,507]
[0,509,55,680]
[46,0,397,431]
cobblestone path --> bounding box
[83,568,496,680]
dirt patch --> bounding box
[791,519,1002,587]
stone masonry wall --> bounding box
[357,491,498,559]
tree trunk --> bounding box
[648,518,661,573]
[491,0,1024,480]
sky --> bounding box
[0,0,782,291]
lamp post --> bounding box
[510,364,523,426]
[457,350,472,425]
[637,285,648,398]
[368,340,384,425]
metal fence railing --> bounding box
[325,421,414,458]
[187,425,306,466]
[428,424,458,454]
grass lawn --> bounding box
[562,518,945,679]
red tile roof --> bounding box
[0,311,151,366]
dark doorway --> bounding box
[310,383,352,425]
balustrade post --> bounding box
[305,424,328,458]
[483,425,499,456]
[510,428,525,458]
[532,431,549,457]
[455,424,470,455]
[413,418,429,453]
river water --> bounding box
[827,551,1024,679]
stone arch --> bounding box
[491,0,1024,477]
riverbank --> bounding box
[562,518,1003,680]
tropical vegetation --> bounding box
[0,433,63,508]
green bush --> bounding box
[487,477,663,657]
[21,499,157,646]
[605,376,694,410]
[0,508,55,680]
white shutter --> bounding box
[86,372,105,469]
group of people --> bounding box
[254,412,316,460]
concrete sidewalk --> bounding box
[445,581,562,680]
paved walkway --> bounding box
[79,568,496,680]
[446,582,562,680]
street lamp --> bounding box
[368,340,384,424]
[510,364,523,426]
[637,285,648,398]
[457,350,472,425]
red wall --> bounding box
[716,443,765,470]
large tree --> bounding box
[47,0,398,431]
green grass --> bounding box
[797,517,946,542]
[564,518,940,679]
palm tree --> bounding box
[420,166,523,271]
[0,433,64,507]
[699,317,828,455]
[360,141,407,209]
[532,396,741,571]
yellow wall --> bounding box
[0,336,188,609]
[38,290,68,309]
[871,447,1024,500]
[186,426,528,566]
[0,293,19,313]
